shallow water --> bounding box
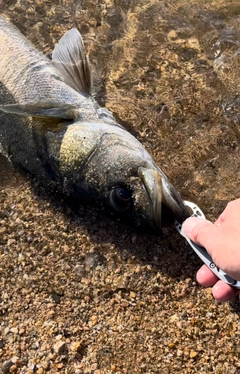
[1,0,240,216]
[1,1,240,373]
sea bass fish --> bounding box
[0,16,189,232]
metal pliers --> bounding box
[175,201,240,289]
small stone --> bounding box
[91,363,98,370]
[0,226,6,234]
[167,30,178,41]
[169,314,178,323]
[9,366,17,373]
[181,311,188,320]
[74,264,85,276]
[131,235,137,243]
[10,327,18,334]
[7,238,15,246]
[36,368,44,374]
[57,363,64,369]
[31,341,39,350]
[186,37,200,50]
[62,244,69,252]
[40,342,50,351]
[190,351,198,359]
[0,339,5,348]
[53,340,68,355]
[51,291,62,304]
[2,360,14,374]
[88,315,98,327]
[10,357,19,364]
[40,361,49,370]
[168,342,175,349]
[177,349,183,357]
[84,251,106,269]
[55,334,63,341]
[176,322,182,329]
[205,288,213,295]
[70,341,83,353]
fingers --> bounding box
[212,281,238,302]
[182,217,218,258]
[197,265,238,301]
[183,217,239,302]
[196,265,218,287]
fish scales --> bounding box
[0,16,189,233]
[0,16,98,118]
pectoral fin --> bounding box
[52,28,92,95]
[0,102,79,119]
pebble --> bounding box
[190,351,198,359]
[10,357,19,364]
[36,368,44,374]
[74,264,85,276]
[7,239,15,246]
[2,360,13,374]
[10,327,18,334]
[31,342,39,350]
[84,251,106,269]
[0,339,5,348]
[169,314,179,323]
[70,341,83,353]
[53,340,68,355]
[177,350,183,357]
[9,365,17,373]
[130,291,136,299]
[0,226,7,234]
[167,30,178,41]
[40,361,49,370]
[88,315,98,327]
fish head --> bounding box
[59,121,189,233]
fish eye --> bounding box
[109,187,132,211]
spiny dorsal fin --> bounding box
[52,28,92,95]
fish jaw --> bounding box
[138,167,190,230]
[137,167,163,229]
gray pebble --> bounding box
[2,360,13,374]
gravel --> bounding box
[0,156,239,373]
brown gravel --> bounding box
[1,0,240,373]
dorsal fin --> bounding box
[52,28,92,95]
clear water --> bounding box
[1,0,240,217]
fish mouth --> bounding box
[138,167,189,230]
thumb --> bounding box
[182,217,219,257]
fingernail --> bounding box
[182,217,198,236]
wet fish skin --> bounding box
[0,16,189,232]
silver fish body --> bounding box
[0,16,189,232]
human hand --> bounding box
[182,199,240,302]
